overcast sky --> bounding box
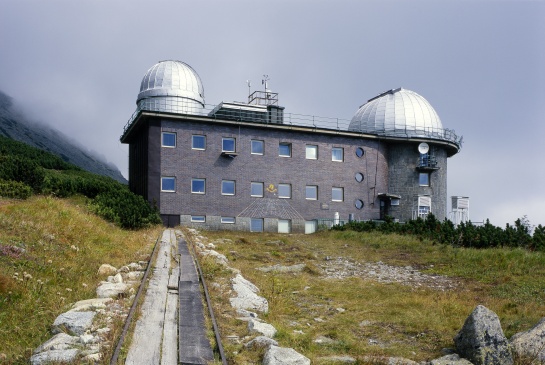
[1,0,544,228]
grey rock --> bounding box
[52,311,96,336]
[314,335,338,344]
[319,355,357,363]
[30,349,80,365]
[230,274,269,312]
[454,305,513,365]
[510,317,545,362]
[69,297,112,312]
[263,346,311,365]
[97,264,117,276]
[34,333,79,353]
[248,319,277,338]
[430,354,474,365]
[96,282,129,298]
[128,262,145,271]
[245,336,279,349]
[257,264,306,273]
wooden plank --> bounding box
[161,291,179,365]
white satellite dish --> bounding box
[418,143,429,154]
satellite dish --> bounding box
[418,143,429,154]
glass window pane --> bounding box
[419,173,430,186]
[278,184,291,198]
[221,217,235,224]
[192,135,206,150]
[355,172,364,182]
[222,180,235,195]
[306,145,317,159]
[191,179,205,194]
[223,138,236,152]
[305,220,317,234]
[251,140,264,155]
[279,143,291,157]
[191,215,205,223]
[355,147,365,158]
[278,219,291,233]
[306,185,317,200]
[162,132,176,147]
[250,218,263,232]
[355,199,364,209]
[332,187,344,201]
[332,147,343,161]
[251,182,263,197]
[161,177,175,192]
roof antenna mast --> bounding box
[246,80,251,101]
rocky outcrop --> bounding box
[229,273,269,313]
[429,354,474,365]
[510,317,545,363]
[453,305,513,365]
[248,319,277,338]
[263,345,311,365]
[52,311,96,336]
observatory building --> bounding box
[120,60,462,232]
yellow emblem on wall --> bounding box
[266,184,277,193]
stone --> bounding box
[96,282,129,298]
[69,297,113,312]
[52,311,96,336]
[248,319,277,338]
[263,346,311,365]
[236,308,259,318]
[454,305,513,365]
[128,262,145,271]
[112,273,123,283]
[118,265,130,273]
[30,349,80,365]
[319,355,356,363]
[229,274,269,312]
[125,271,144,281]
[201,249,229,266]
[314,335,338,344]
[510,317,545,363]
[83,353,102,363]
[34,333,79,353]
[245,336,279,349]
[430,354,474,365]
[97,264,117,276]
[256,264,306,273]
[79,333,97,345]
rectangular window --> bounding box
[332,187,344,202]
[417,196,432,218]
[251,140,264,155]
[306,145,318,159]
[419,172,430,186]
[221,217,235,224]
[222,137,236,152]
[278,219,291,233]
[251,182,264,197]
[279,143,291,157]
[191,215,206,223]
[305,220,317,234]
[161,177,175,192]
[192,135,206,150]
[278,183,291,199]
[250,218,264,232]
[221,180,235,195]
[306,185,318,200]
[191,178,206,194]
[332,147,344,162]
[162,132,176,148]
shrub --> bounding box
[0,179,32,199]
[0,155,45,191]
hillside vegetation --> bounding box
[0,135,160,229]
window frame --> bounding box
[305,185,318,200]
[221,180,236,196]
[161,177,176,192]
[191,215,206,223]
[278,183,291,199]
[191,178,206,194]
[221,217,236,224]
[192,135,206,150]
[251,139,264,155]
[419,172,430,186]
[332,187,344,202]
[355,147,365,158]
[162,132,176,148]
[278,142,292,157]
[250,218,264,232]
[332,147,344,162]
[222,137,236,153]
[251,182,264,197]
[305,144,318,160]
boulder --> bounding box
[454,305,513,365]
[30,349,79,365]
[263,346,311,365]
[229,274,269,312]
[245,336,279,349]
[256,264,306,273]
[96,282,129,298]
[52,311,96,336]
[69,297,113,312]
[34,333,79,353]
[319,355,357,363]
[430,354,474,365]
[97,264,117,276]
[510,317,545,363]
[248,319,277,338]
[201,249,229,266]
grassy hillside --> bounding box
[0,196,163,364]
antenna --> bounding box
[246,80,251,97]
[262,75,270,92]
[418,143,429,154]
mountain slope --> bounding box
[0,90,127,183]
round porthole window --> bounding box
[355,172,364,182]
[355,147,365,158]
[355,199,364,209]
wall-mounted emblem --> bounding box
[266,184,277,193]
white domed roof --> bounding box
[137,60,205,110]
[349,88,443,136]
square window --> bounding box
[161,177,175,192]
[191,178,206,194]
[251,140,264,155]
[332,187,344,202]
[222,137,236,152]
[162,132,176,148]
[419,173,430,186]
[250,218,264,232]
[279,143,291,157]
[305,220,317,234]
[192,135,206,150]
[306,145,318,159]
[222,180,235,195]
[332,147,344,162]
[251,182,264,197]
[191,215,206,223]
[221,217,235,224]
[306,185,318,200]
[278,219,291,233]
[278,183,291,199]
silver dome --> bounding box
[136,60,205,115]
[349,88,444,137]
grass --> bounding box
[0,196,162,364]
[189,229,545,364]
